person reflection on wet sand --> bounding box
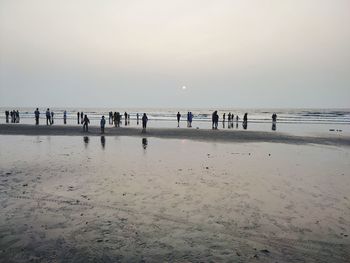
[101,136,106,149]
[142,138,148,149]
[272,122,277,131]
[83,136,89,148]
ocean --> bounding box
[1,107,349,135]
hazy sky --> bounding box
[1,0,349,108]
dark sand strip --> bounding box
[0,124,349,146]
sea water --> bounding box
[0,107,349,135]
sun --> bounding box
[182,86,187,90]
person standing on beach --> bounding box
[243,113,248,129]
[113,112,118,127]
[214,111,219,129]
[82,115,90,132]
[5,110,9,123]
[109,111,112,125]
[100,116,106,134]
[142,113,148,131]
[81,112,84,123]
[212,111,215,129]
[272,113,277,122]
[34,108,40,125]
[188,112,193,128]
[51,111,54,125]
[46,108,51,125]
[137,113,139,125]
[223,113,226,123]
[63,110,67,124]
[177,112,181,127]
[124,112,128,126]
[16,110,20,123]
[77,112,80,124]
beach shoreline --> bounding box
[0,124,349,147]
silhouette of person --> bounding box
[82,115,90,132]
[272,113,277,131]
[177,112,181,127]
[188,112,193,127]
[212,111,219,129]
[5,110,9,123]
[81,112,84,122]
[113,112,117,127]
[223,113,226,123]
[100,115,106,134]
[16,110,20,123]
[142,138,148,149]
[124,112,128,126]
[46,108,51,125]
[212,111,215,129]
[109,111,113,125]
[77,112,80,124]
[142,113,148,131]
[34,108,40,125]
[136,113,139,125]
[51,111,54,125]
[63,110,67,124]
[272,113,277,122]
[243,113,248,130]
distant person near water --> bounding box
[51,111,54,124]
[272,113,277,131]
[109,111,113,125]
[212,111,219,129]
[77,112,80,124]
[137,113,139,125]
[243,113,248,129]
[177,112,181,127]
[34,108,40,125]
[100,116,106,134]
[188,112,193,128]
[114,112,121,127]
[272,113,277,122]
[63,110,67,124]
[124,112,128,126]
[142,113,148,132]
[81,112,84,122]
[46,108,51,125]
[5,110,9,123]
[82,115,90,132]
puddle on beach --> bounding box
[0,135,349,262]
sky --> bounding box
[0,0,349,108]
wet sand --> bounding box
[0,124,350,147]
[0,135,349,262]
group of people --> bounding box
[44,108,56,125]
[5,110,20,123]
[176,112,193,127]
[98,112,148,133]
[4,108,278,133]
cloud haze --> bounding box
[1,0,349,108]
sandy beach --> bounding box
[0,133,349,262]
